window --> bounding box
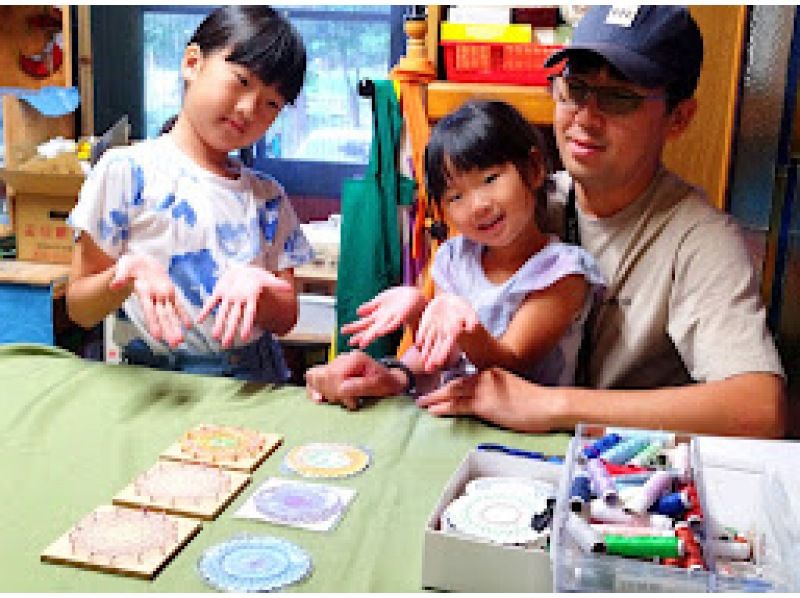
[141,5,407,197]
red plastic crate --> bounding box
[442,41,563,86]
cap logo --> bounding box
[605,5,639,27]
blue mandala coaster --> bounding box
[197,534,312,592]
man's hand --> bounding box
[197,264,293,348]
[415,367,564,433]
[416,293,479,372]
[305,351,407,411]
[340,286,426,349]
[110,254,192,348]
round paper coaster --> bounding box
[466,476,556,504]
[198,535,311,592]
[254,483,343,524]
[283,443,370,479]
[444,493,546,546]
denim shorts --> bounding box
[122,335,291,383]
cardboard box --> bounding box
[0,168,83,264]
[421,448,562,592]
[294,293,336,336]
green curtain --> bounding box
[336,80,415,358]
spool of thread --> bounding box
[566,512,605,554]
[675,482,697,500]
[652,490,691,518]
[604,535,683,559]
[685,553,706,571]
[603,462,651,475]
[582,433,622,459]
[591,524,675,538]
[626,470,674,514]
[532,503,554,532]
[649,514,675,530]
[667,442,691,481]
[611,471,653,486]
[604,428,676,449]
[601,435,651,465]
[628,439,665,467]
[589,500,650,526]
[686,505,704,525]
[586,458,617,504]
[675,522,701,554]
[711,539,751,561]
[569,470,592,513]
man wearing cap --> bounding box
[307,6,786,438]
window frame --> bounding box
[136,4,407,198]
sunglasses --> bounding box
[549,75,666,115]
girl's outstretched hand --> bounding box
[416,293,479,372]
[197,264,292,348]
[341,286,426,349]
[110,254,192,348]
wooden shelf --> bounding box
[426,81,555,124]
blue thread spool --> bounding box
[583,433,622,459]
[612,471,653,486]
[652,491,691,518]
[601,435,651,465]
[570,470,592,513]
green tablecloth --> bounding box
[0,344,569,592]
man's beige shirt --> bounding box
[546,167,785,389]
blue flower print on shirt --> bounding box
[130,161,145,207]
[216,222,257,261]
[96,209,129,246]
[283,228,314,264]
[169,249,218,307]
[257,197,281,243]
[158,193,176,210]
[172,200,197,227]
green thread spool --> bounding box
[604,534,683,558]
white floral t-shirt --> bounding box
[68,134,313,355]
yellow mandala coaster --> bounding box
[283,443,371,479]
[161,424,283,472]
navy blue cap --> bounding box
[546,6,703,98]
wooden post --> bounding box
[77,6,94,137]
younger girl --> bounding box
[67,6,313,382]
[341,100,604,387]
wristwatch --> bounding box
[377,357,417,396]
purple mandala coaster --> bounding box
[253,483,343,525]
[235,477,357,532]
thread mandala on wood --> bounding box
[68,506,180,563]
[179,424,267,463]
[133,461,233,505]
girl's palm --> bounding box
[416,294,478,372]
[341,286,424,349]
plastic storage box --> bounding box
[441,41,562,86]
[550,424,798,593]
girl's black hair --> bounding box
[190,5,306,104]
[425,100,552,213]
